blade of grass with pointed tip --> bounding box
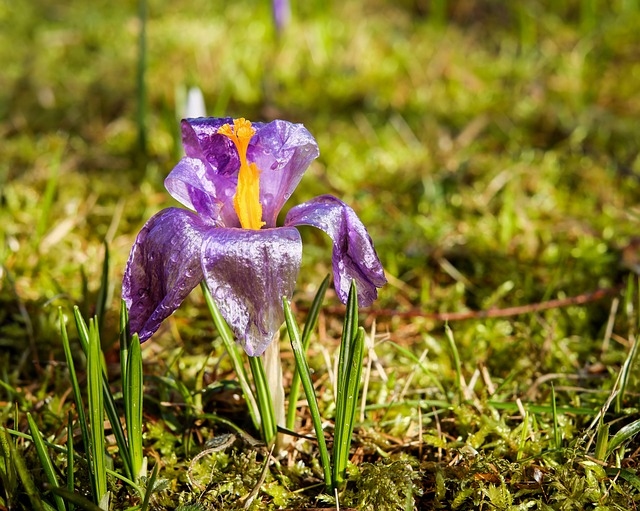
[336,281,359,394]
[594,418,609,461]
[74,306,132,479]
[605,418,640,459]
[139,463,159,511]
[616,329,639,414]
[59,308,96,499]
[26,413,66,511]
[120,302,141,476]
[87,319,108,505]
[334,280,358,452]
[605,467,640,492]
[35,141,63,243]
[201,282,260,431]
[445,324,463,403]
[283,297,332,492]
[125,332,144,482]
[73,306,90,354]
[333,326,365,489]
[333,281,363,489]
[286,274,330,431]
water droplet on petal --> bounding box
[213,287,227,301]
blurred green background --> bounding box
[3,0,639,328]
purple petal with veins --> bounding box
[122,208,208,341]
[285,195,387,306]
[201,227,302,356]
[249,120,319,227]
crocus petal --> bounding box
[272,0,290,33]
[165,156,238,227]
[285,195,387,306]
[185,86,207,119]
[122,208,208,341]
[181,117,236,172]
[165,118,242,226]
[201,227,302,357]
[249,120,320,227]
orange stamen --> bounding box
[217,118,265,230]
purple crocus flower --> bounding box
[272,0,290,33]
[122,117,386,356]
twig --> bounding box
[310,284,623,322]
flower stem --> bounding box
[263,339,286,447]
[248,356,278,445]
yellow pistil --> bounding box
[217,118,265,230]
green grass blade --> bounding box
[140,462,159,511]
[333,326,365,489]
[26,413,66,511]
[35,141,63,242]
[551,384,561,449]
[616,327,639,413]
[48,487,104,511]
[119,301,130,385]
[87,319,108,506]
[517,411,529,461]
[248,355,277,444]
[283,297,332,492]
[605,418,640,459]
[386,340,447,397]
[125,332,144,481]
[66,412,75,511]
[594,418,609,461]
[74,306,132,479]
[2,426,47,511]
[59,309,96,499]
[605,467,640,492]
[201,282,260,431]
[100,377,132,480]
[286,275,330,431]
[333,281,362,489]
[444,324,463,403]
[334,281,358,455]
[488,400,597,416]
[73,306,90,355]
[337,280,359,393]
[300,275,331,350]
[0,426,18,503]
